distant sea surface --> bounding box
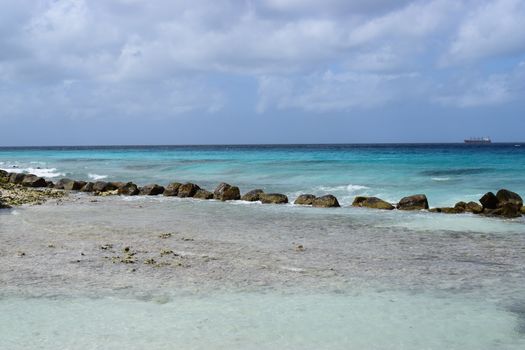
[1,143,524,207]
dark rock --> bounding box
[92,181,118,192]
[45,180,54,188]
[294,194,316,205]
[241,189,264,202]
[117,182,139,196]
[194,189,214,199]
[21,174,47,188]
[163,182,182,196]
[55,178,86,191]
[178,183,200,198]
[9,172,25,184]
[213,182,241,201]
[0,170,8,180]
[479,192,498,209]
[397,194,429,210]
[260,193,288,204]
[139,184,165,195]
[454,201,467,210]
[521,206,525,214]
[80,182,94,192]
[352,196,394,210]
[485,203,521,218]
[0,195,10,209]
[432,207,463,214]
[496,189,523,208]
[465,201,483,214]
[312,194,340,208]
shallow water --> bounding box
[1,195,524,349]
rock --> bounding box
[465,201,483,214]
[139,184,165,195]
[55,178,86,191]
[485,203,522,218]
[163,182,182,196]
[117,182,139,196]
[9,172,25,184]
[213,182,241,201]
[178,183,200,198]
[92,181,118,192]
[312,194,340,208]
[431,207,463,214]
[80,182,94,192]
[241,189,264,202]
[479,192,498,209]
[521,206,525,214]
[0,195,11,209]
[194,189,214,199]
[454,201,467,210]
[0,170,8,180]
[45,181,54,188]
[397,194,429,210]
[352,196,394,210]
[496,189,523,208]
[260,193,288,204]
[294,194,316,205]
[21,174,47,188]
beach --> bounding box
[1,144,525,349]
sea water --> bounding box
[1,144,525,349]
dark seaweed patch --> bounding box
[420,168,493,176]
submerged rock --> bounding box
[163,182,182,196]
[194,189,214,199]
[139,184,165,195]
[213,182,241,201]
[117,182,139,196]
[21,174,47,188]
[479,192,498,210]
[312,195,340,208]
[431,207,463,214]
[352,196,394,210]
[294,194,316,205]
[178,183,200,198]
[260,193,288,204]
[241,189,264,202]
[397,194,429,210]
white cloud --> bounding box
[445,0,525,64]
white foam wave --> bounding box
[1,167,65,178]
[317,184,370,192]
[88,174,108,181]
[432,177,450,182]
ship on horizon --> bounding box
[464,137,492,144]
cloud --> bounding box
[444,0,525,64]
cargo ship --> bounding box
[464,137,492,144]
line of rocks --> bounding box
[1,170,523,217]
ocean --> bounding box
[1,144,524,349]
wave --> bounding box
[317,184,370,192]
[431,177,451,182]
[1,167,65,178]
[420,168,492,176]
[88,173,108,181]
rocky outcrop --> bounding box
[213,182,241,201]
[312,194,340,208]
[352,196,394,210]
[55,178,86,191]
[260,193,288,204]
[294,194,316,205]
[80,182,94,192]
[117,182,139,196]
[163,182,182,196]
[21,174,47,188]
[241,189,264,201]
[496,189,523,208]
[177,183,200,198]
[397,194,429,210]
[480,192,498,210]
[9,173,25,184]
[194,189,214,199]
[92,181,118,192]
[139,184,165,195]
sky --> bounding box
[0,0,524,146]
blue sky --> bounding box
[0,0,524,145]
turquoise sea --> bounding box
[1,144,525,349]
[1,143,524,207]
